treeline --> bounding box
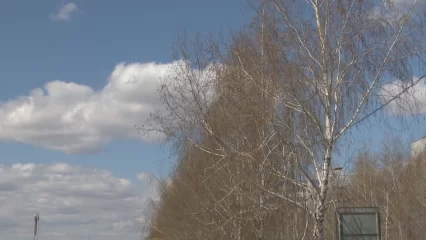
[142,0,426,239]
[146,140,426,240]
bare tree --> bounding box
[144,26,310,238]
[253,0,426,238]
[342,140,426,240]
[143,0,426,239]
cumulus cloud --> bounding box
[50,3,78,22]
[0,62,169,154]
[0,61,217,154]
[0,163,159,240]
[381,78,426,115]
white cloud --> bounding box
[0,60,217,154]
[0,62,170,154]
[368,0,426,26]
[137,172,154,182]
[0,163,159,240]
[381,78,426,115]
[50,3,78,22]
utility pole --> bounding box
[34,213,40,240]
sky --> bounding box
[1,1,426,240]
[0,1,252,240]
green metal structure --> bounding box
[336,207,381,240]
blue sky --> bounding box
[0,1,253,240]
[1,1,426,240]
[0,0,253,180]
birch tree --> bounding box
[144,0,426,239]
[144,26,310,238]
[257,0,426,238]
